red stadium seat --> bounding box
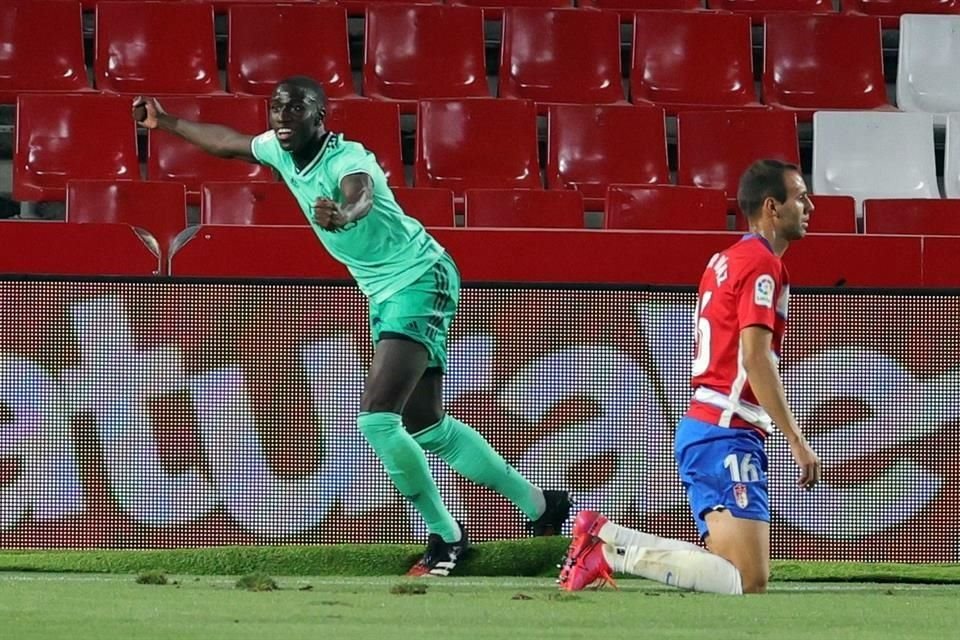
[463,189,584,228]
[579,0,703,21]
[95,2,221,95]
[864,199,960,236]
[416,99,541,197]
[709,0,834,24]
[676,110,800,207]
[66,180,188,273]
[363,5,489,112]
[228,4,356,99]
[14,94,141,202]
[0,221,159,276]
[201,182,305,226]
[147,96,274,205]
[499,8,626,109]
[843,0,960,29]
[450,0,572,18]
[547,104,669,209]
[762,14,891,121]
[734,194,857,233]
[392,187,457,227]
[0,0,91,104]
[338,0,442,18]
[631,11,762,113]
[170,225,347,278]
[604,184,729,231]
[325,100,404,187]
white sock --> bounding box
[603,545,743,595]
[597,521,705,553]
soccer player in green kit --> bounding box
[133,76,570,576]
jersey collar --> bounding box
[740,233,775,254]
[295,132,338,176]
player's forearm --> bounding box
[338,175,374,224]
[744,352,804,442]
[155,113,243,158]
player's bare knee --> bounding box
[741,573,769,594]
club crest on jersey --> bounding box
[734,483,749,509]
[754,274,775,308]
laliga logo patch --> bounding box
[734,483,749,509]
[754,274,775,308]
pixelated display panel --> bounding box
[0,280,957,562]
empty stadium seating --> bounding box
[200,182,305,226]
[762,14,891,120]
[392,187,457,227]
[499,8,626,109]
[14,93,141,202]
[463,189,584,228]
[897,14,960,123]
[416,99,541,196]
[147,95,274,204]
[864,199,960,235]
[450,0,573,17]
[546,104,669,209]
[579,0,703,21]
[632,11,761,112]
[604,184,729,231]
[95,1,222,95]
[812,111,939,213]
[676,110,800,207]
[363,5,489,112]
[227,4,356,99]
[0,0,91,104]
[66,180,188,272]
[946,113,960,198]
[844,0,960,28]
[709,0,834,23]
[325,100,405,187]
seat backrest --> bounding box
[95,1,220,95]
[946,113,960,199]
[546,104,669,205]
[813,111,939,214]
[605,184,729,230]
[14,93,141,202]
[228,4,355,98]
[709,0,833,23]
[579,0,702,21]
[864,198,960,235]
[763,14,887,112]
[845,0,960,26]
[363,5,488,105]
[464,188,584,228]
[733,194,857,233]
[676,110,800,202]
[66,180,188,264]
[632,11,757,110]
[201,182,305,226]
[416,99,541,195]
[392,187,456,227]
[147,96,274,204]
[325,99,404,187]
[0,221,159,276]
[0,0,89,104]
[499,8,624,106]
[897,14,960,119]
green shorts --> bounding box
[368,252,460,372]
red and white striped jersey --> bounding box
[685,234,790,435]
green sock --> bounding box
[413,415,545,520]
[357,412,461,542]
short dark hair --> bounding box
[737,159,801,220]
[277,75,327,105]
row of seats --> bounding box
[14,95,960,211]
[1,221,954,287]
[6,3,957,118]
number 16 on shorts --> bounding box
[724,453,759,509]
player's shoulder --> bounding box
[728,235,780,269]
[327,133,369,158]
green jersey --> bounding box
[250,130,445,303]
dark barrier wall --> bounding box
[1,279,957,562]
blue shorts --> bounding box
[674,416,770,539]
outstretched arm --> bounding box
[133,96,256,162]
[312,173,375,231]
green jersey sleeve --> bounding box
[250,130,284,169]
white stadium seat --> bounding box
[896,14,960,125]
